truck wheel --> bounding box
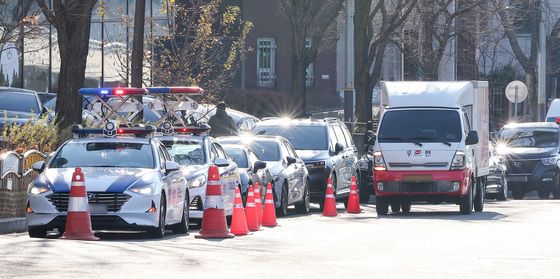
[511,185,525,200]
[375,196,389,216]
[391,201,401,213]
[460,181,473,215]
[401,201,411,213]
[474,180,484,212]
[538,189,550,199]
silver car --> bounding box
[26,136,188,238]
[218,136,310,216]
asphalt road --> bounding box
[1,196,559,279]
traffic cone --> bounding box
[322,178,338,217]
[195,165,234,239]
[61,167,99,241]
[230,187,249,236]
[245,185,260,231]
[262,182,278,227]
[346,176,361,214]
[254,182,263,225]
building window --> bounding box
[257,38,276,86]
[305,38,314,86]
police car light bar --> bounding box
[79,87,147,96]
[146,87,204,94]
[72,124,156,138]
[158,123,211,136]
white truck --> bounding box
[372,81,489,215]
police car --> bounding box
[156,123,241,225]
[26,98,190,238]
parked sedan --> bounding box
[222,144,274,205]
[486,142,508,201]
[218,135,310,216]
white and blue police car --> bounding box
[26,121,190,239]
[156,123,241,225]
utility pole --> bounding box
[538,0,547,120]
[344,0,355,125]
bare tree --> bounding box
[279,0,344,115]
[492,0,540,119]
[36,0,98,129]
[152,0,252,101]
[0,0,41,55]
[354,0,417,123]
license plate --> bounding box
[508,176,528,182]
[403,175,432,182]
[89,204,108,214]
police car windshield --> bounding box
[224,147,248,168]
[249,141,280,161]
[161,140,206,165]
[49,142,155,168]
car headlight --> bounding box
[541,157,558,166]
[373,151,386,171]
[189,176,206,188]
[129,183,156,195]
[450,151,466,170]
[28,183,50,195]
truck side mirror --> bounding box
[466,131,479,146]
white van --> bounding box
[373,81,489,215]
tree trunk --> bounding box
[420,0,438,81]
[291,56,307,116]
[456,0,477,80]
[131,0,145,87]
[526,69,538,121]
[54,11,93,129]
[354,72,373,124]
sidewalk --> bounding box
[0,217,26,234]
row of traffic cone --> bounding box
[197,164,278,238]
[229,182,277,236]
[322,176,362,217]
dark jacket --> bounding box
[208,109,238,138]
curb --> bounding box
[0,217,27,234]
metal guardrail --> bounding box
[0,150,47,218]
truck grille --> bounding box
[506,159,539,175]
[47,192,131,212]
[382,181,456,193]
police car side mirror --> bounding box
[32,161,45,173]
[164,161,181,174]
[286,156,297,166]
[214,158,230,167]
[254,160,267,171]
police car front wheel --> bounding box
[147,195,166,239]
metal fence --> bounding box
[0,150,47,218]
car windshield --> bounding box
[0,91,40,113]
[224,147,248,168]
[498,128,559,148]
[161,140,206,165]
[253,125,328,150]
[378,110,462,143]
[49,142,155,168]
[249,141,280,161]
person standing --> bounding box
[208,101,238,138]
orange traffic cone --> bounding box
[230,187,249,236]
[262,182,278,227]
[245,185,260,231]
[254,182,263,225]
[322,178,338,217]
[61,167,99,241]
[346,176,361,214]
[195,165,234,239]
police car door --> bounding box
[157,143,182,223]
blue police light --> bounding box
[146,87,203,94]
[79,87,147,96]
[79,88,113,95]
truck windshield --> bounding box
[378,110,462,143]
[498,128,559,148]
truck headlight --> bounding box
[450,151,466,170]
[541,157,558,166]
[189,176,206,188]
[28,183,50,195]
[373,151,387,171]
[129,183,156,195]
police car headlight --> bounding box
[28,183,50,195]
[189,176,206,188]
[129,183,156,195]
